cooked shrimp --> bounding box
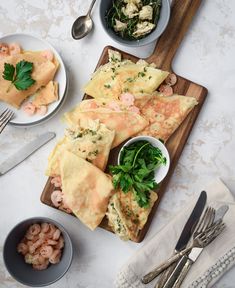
[46,224,56,238]
[17,243,28,255]
[158,84,173,97]
[41,222,50,233]
[28,224,41,236]
[25,232,35,241]
[165,73,177,86]
[33,259,49,270]
[29,238,44,254]
[128,106,140,114]
[40,245,54,258]
[55,236,64,250]
[22,102,36,116]
[51,190,63,207]
[32,254,46,265]
[46,239,58,246]
[41,50,54,61]
[36,105,48,116]
[51,176,62,188]
[120,93,135,107]
[9,43,21,55]
[0,43,9,58]
[52,229,61,241]
[49,249,61,264]
[107,101,121,112]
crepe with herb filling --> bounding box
[63,100,148,148]
[106,189,158,241]
[84,63,168,100]
[139,93,198,142]
[0,51,59,108]
[60,151,114,230]
[83,49,168,104]
[46,119,115,176]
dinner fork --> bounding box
[142,214,224,284]
[0,109,14,134]
[155,206,215,288]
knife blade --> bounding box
[0,132,56,175]
[142,191,207,285]
[155,191,207,288]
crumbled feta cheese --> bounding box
[139,5,153,20]
[124,0,142,8]
[114,19,127,32]
[133,21,155,37]
[122,3,139,18]
[108,49,122,63]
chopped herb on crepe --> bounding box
[3,60,36,92]
[109,140,166,208]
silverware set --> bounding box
[141,191,228,288]
[0,108,14,134]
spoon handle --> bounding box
[87,0,96,16]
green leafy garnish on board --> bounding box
[109,140,167,208]
[3,60,36,92]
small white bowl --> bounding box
[118,136,170,184]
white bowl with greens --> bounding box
[100,0,170,47]
[109,136,170,208]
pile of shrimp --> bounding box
[17,222,64,270]
[50,176,72,214]
[157,73,178,97]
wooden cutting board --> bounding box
[41,0,207,242]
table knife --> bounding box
[142,191,207,284]
[0,132,56,176]
[163,204,229,288]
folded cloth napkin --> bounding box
[115,179,235,288]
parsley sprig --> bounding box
[3,60,36,92]
[109,140,167,208]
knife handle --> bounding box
[155,262,178,288]
[163,256,193,288]
[141,251,188,284]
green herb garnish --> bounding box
[109,140,166,208]
[3,60,36,92]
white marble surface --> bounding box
[0,0,235,287]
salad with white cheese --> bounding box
[106,0,162,40]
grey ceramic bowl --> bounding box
[99,0,171,47]
[3,217,73,287]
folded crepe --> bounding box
[60,151,114,230]
[46,119,115,176]
[64,99,148,148]
[106,190,158,241]
[83,49,168,105]
[84,63,169,100]
[0,51,59,108]
[139,93,198,142]
[33,80,59,107]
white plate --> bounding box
[0,33,67,127]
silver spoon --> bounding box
[71,0,96,40]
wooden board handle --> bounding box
[147,0,202,70]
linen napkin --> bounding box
[115,179,235,288]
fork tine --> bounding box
[194,207,214,235]
[202,207,216,231]
[0,108,10,121]
[0,110,14,133]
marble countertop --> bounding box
[0,0,235,287]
